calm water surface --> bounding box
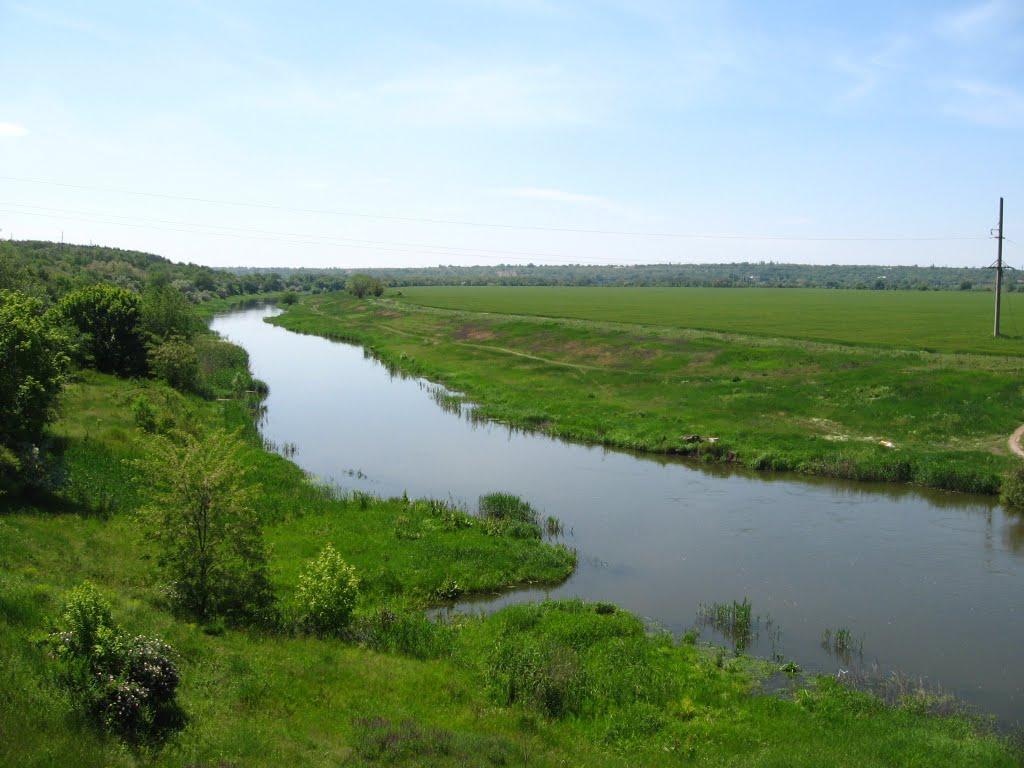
[212,306,1024,723]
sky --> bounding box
[0,1,1021,269]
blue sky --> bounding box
[0,1,1021,268]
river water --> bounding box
[212,305,1023,723]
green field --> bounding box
[6,334,1017,766]
[396,286,1024,356]
[271,291,1024,494]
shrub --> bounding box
[140,281,201,342]
[148,337,199,391]
[57,284,147,376]
[131,396,159,433]
[0,291,70,495]
[135,429,274,622]
[346,274,384,298]
[48,582,115,659]
[45,583,182,741]
[295,544,360,635]
[1001,462,1024,511]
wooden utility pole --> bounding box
[994,198,1005,337]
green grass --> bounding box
[2,326,1019,766]
[396,286,1024,356]
[270,291,1024,494]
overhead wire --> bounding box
[0,175,992,243]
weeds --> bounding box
[697,599,755,654]
[821,627,864,665]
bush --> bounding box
[136,429,274,622]
[1001,462,1024,511]
[148,337,199,391]
[45,583,182,741]
[295,544,360,635]
[58,284,147,376]
[131,396,159,433]
[346,274,384,299]
[0,290,69,495]
[140,280,201,342]
[48,582,115,659]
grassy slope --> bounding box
[397,286,1024,356]
[270,292,1023,494]
[0,332,1017,766]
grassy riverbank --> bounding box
[1,315,1019,766]
[269,291,1023,494]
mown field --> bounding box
[5,331,1018,767]
[396,286,1024,356]
[271,292,1024,494]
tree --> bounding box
[0,291,69,494]
[140,281,201,342]
[346,274,384,298]
[148,337,199,392]
[135,429,273,622]
[58,284,147,376]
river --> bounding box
[211,305,1023,723]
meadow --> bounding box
[3,327,1019,767]
[271,291,1024,494]
[395,286,1024,356]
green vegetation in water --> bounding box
[822,627,866,665]
[697,599,756,654]
[269,291,1024,494]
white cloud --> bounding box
[0,122,29,138]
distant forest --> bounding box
[238,261,1011,292]
[0,239,1012,297]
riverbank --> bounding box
[268,291,1023,495]
[1,313,1019,766]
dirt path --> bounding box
[1009,424,1024,457]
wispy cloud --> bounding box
[495,186,638,218]
[0,122,29,138]
[500,187,609,205]
[8,2,120,42]
[832,37,912,104]
[936,1,1012,40]
[943,79,1024,125]
[376,67,599,127]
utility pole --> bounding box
[994,197,1005,338]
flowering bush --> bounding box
[45,582,183,741]
[295,544,360,636]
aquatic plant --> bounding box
[821,627,864,664]
[697,598,755,654]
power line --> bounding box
[0,206,646,265]
[0,174,991,243]
[0,201,581,262]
